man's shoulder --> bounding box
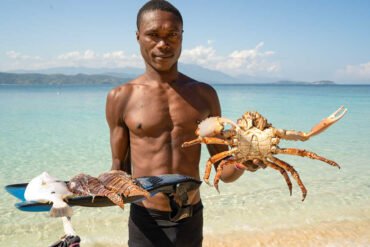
[107,76,146,98]
[180,74,216,94]
[180,75,221,115]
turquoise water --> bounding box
[1,84,369,246]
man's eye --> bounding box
[168,32,181,41]
[148,33,158,37]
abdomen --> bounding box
[236,128,273,160]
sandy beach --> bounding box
[203,221,370,247]
[3,198,369,247]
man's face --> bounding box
[136,10,183,72]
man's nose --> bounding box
[157,39,170,50]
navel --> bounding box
[136,123,142,129]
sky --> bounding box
[1,0,370,83]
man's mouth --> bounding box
[154,54,173,59]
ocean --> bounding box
[0,84,369,246]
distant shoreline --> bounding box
[0,72,369,86]
[1,83,369,86]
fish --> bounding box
[24,171,73,217]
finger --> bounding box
[253,159,266,168]
[252,159,262,165]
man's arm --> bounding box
[106,86,131,173]
[203,84,244,183]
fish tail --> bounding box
[49,200,73,217]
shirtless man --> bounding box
[105,1,245,246]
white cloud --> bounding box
[3,49,143,70]
[3,43,279,76]
[102,51,126,59]
[180,42,280,76]
[337,61,370,82]
[56,50,143,68]
[181,45,217,66]
[6,51,41,60]
[6,51,21,59]
[57,51,80,60]
[57,50,96,60]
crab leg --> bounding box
[269,156,307,201]
[182,137,233,148]
[204,148,238,185]
[275,148,340,169]
[263,159,293,196]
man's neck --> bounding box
[144,64,180,84]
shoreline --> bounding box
[2,218,369,246]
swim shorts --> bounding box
[128,201,203,247]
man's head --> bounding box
[137,0,183,31]
[136,1,183,72]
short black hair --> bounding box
[137,0,183,30]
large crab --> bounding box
[67,170,150,208]
[182,106,347,201]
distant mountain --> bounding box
[178,63,241,83]
[275,80,336,85]
[7,63,243,84]
[0,72,131,85]
[2,65,337,85]
[10,67,138,78]
[312,80,336,85]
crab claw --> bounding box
[197,117,224,137]
[328,105,347,122]
[307,106,347,138]
[197,117,240,137]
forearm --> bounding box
[111,159,122,170]
[111,149,131,173]
[108,124,130,172]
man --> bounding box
[106,1,245,246]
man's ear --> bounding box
[136,31,140,41]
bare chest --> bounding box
[124,87,210,137]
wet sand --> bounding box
[2,209,369,247]
[203,220,370,247]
